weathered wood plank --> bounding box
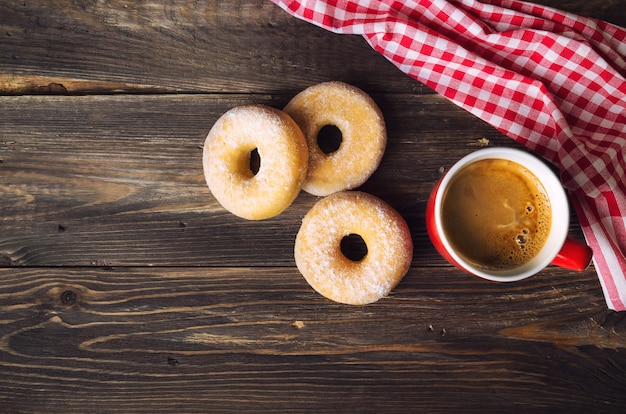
[1,0,625,95]
[0,0,420,94]
[2,92,563,267]
[0,267,623,413]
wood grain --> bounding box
[1,267,624,413]
[1,0,626,412]
[0,0,420,94]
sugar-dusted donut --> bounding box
[284,81,386,196]
[294,191,413,305]
[203,105,308,220]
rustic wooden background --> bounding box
[1,1,626,412]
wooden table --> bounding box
[2,1,626,412]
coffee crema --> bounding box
[441,158,551,271]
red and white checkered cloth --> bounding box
[270,0,626,311]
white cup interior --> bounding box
[434,147,570,281]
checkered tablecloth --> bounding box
[270,0,626,311]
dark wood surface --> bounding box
[1,1,626,412]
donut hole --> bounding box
[340,233,368,262]
[317,125,342,154]
[249,148,261,175]
[230,147,257,179]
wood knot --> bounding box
[60,290,77,306]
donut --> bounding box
[294,191,413,305]
[203,105,308,220]
[284,81,386,196]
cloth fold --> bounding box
[270,0,626,311]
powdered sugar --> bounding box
[295,191,413,305]
[203,104,308,220]
[284,81,387,196]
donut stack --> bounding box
[203,81,413,305]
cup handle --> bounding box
[551,237,593,271]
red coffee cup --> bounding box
[426,147,592,282]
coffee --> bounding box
[441,158,551,271]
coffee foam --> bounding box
[442,158,551,271]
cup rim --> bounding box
[434,147,570,282]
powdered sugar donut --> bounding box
[203,105,308,220]
[284,82,386,196]
[294,191,413,305]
